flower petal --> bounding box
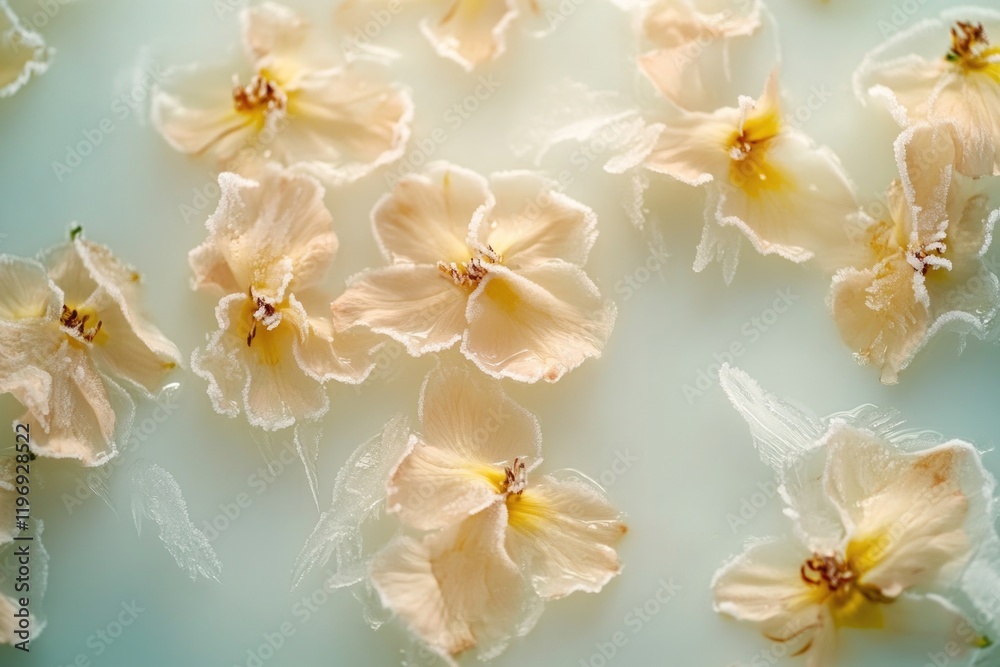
[272,65,414,186]
[420,0,518,71]
[193,165,337,299]
[370,503,532,661]
[331,265,469,356]
[712,536,829,655]
[0,0,50,98]
[504,475,626,599]
[642,107,736,186]
[828,256,929,384]
[285,291,379,384]
[463,262,616,382]
[476,171,597,269]
[373,163,491,265]
[241,1,310,64]
[822,428,974,597]
[0,255,60,321]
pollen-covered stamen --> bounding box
[437,244,503,286]
[501,457,527,495]
[801,553,854,592]
[908,241,948,275]
[246,289,282,347]
[232,73,287,115]
[60,305,103,342]
[947,21,991,65]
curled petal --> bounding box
[420,0,518,71]
[370,503,531,662]
[0,255,60,322]
[505,475,626,599]
[477,171,598,269]
[373,162,492,265]
[285,292,379,384]
[0,0,51,98]
[463,262,616,383]
[332,265,469,356]
[828,257,929,385]
[241,1,311,65]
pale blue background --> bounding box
[1,0,998,665]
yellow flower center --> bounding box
[947,21,1000,81]
[60,304,105,344]
[799,549,891,630]
[232,72,287,117]
[437,244,502,287]
[727,102,787,197]
[241,290,287,366]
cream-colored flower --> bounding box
[855,7,1000,176]
[828,122,999,384]
[629,69,858,279]
[190,162,378,431]
[638,0,763,110]
[370,366,626,662]
[0,236,181,465]
[331,162,616,383]
[0,0,50,98]
[715,367,999,667]
[151,2,412,185]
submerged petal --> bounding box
[504,475,626,599]
[463,262,615,382]
[420,0,519,71]
[370,503,530,661]
[0,0,50,98]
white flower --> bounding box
[627,69,858,281]
[855,6,1000,176]
[0,236,181,465]
[331,162,616,383]
[151,1,413,185]
[715,366,1000,667]
[190,162,378,431]
[828,121,1000,384]
[0,0,50,98]
[369,366,627,662]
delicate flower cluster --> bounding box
[0,233,181,465]
[299,366,627,663]
[152,2,413,185]
[714,366,1000,667]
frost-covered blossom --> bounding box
[855,6,1000,176]
[332,162,616,383]
[0,235,181,465]
[369,366,626,662]
[828,122,999,384]
[151,2,412,185]
[190,162,378,431]
[622,69,858,282]
[0,0,51,98]
[638,0,763,110]
[714,366,1000,667]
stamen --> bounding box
[233,73,287,115]
[60,305,103,342]
[246,289,281,347]
[800,553,854,592]
[437,244,502,286]
[947,21,990,63]
[502,457,527,495]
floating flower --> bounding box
[190,162,378,431]
[0,0,51,98]
[638,0,763,110]
[623,69,858,281]
[828,122,1000,384]
[855,7,1000,176]
[331,162,616,383]
[0,234,181,465]
[369,366,627,662]
[151,1,412,185]
[714,366,1000,667]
